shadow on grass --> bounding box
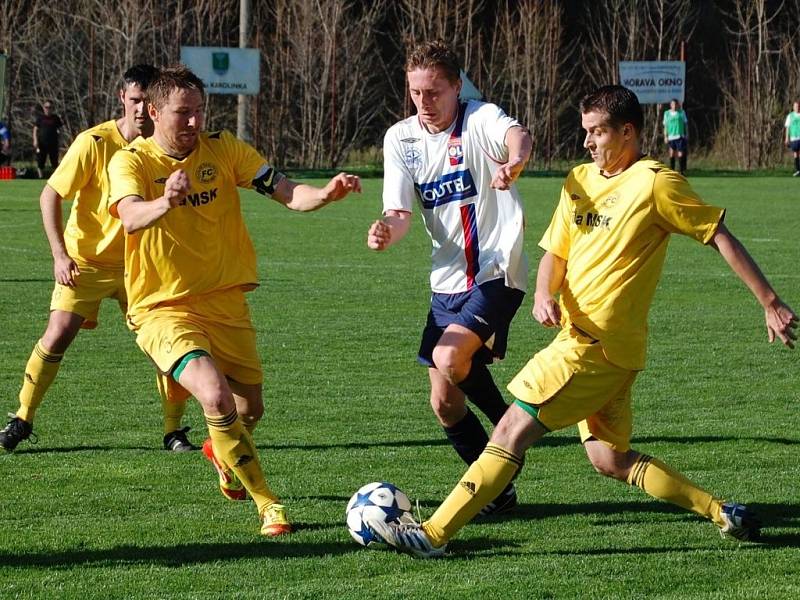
[268,433,800,452]
[480,501,800,549]
[9,433,799,456]
[0,539,358,568]
[0,278,53,283]
[2,503,797,567]
[0,534,520,568]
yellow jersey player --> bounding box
[368,85,798,557]
[108,65,361,536]
[0,65,195,454]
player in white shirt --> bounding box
[367,40,532,515]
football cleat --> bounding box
[367,515,446,558]
[261,503,292,537]
[202,438,247,501]
[0,414,35,452]
[163,426,197,452]
[477,484,518,517]
[719,502,761,541]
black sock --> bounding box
[679,155,687,173]
[794,156,799,172]
[670,156,676,170]
[457,362,509,425]
[443,409,489,466]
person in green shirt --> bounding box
[663,98,688,175]
[784,101,800,176]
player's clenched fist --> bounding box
[164,169,190,207]
[367,220,392,251]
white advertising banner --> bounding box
[618,61,685,104]
[180,46,260,95]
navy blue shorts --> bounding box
[789,140,800,153]
[668,138,687,153]
[418,278,525,367]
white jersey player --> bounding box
[382,99,528,294]
[367,41,532,516]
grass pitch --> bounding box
[0,175,798,599]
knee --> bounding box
[196,383,234,415]
[431,345,467,385]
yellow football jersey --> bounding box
[47,120,127,269]
[540,157,724,370]
[107,130,266,323]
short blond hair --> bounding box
[148,64,205,110]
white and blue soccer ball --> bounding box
[346,481,412,548]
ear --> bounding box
[148,103,158,122]
[118,88,125,104]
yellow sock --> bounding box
[161,394,187,434]
[205,409,279,515]
[423,443,523,546]
[628,454,724,526]
[156,374,189,434]
[17,341,63,423]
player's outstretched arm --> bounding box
[491,126,533,191]
[709,222,798,348]
[367,209,411,251]
[116,169,189,234]
[532,251,566,327]
[272,172,361,212]
[40,183,80,287]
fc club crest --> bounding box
[196,162,218,184]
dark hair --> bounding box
[147,64,205,110]
[405,40,461,83]
[122,64,160,91]
[579,85,643,133]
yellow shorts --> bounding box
[507,326,638,452]
[49,264,126,329]
[133,288,263,396]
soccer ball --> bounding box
[346,481,413,548]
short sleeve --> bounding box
[652,170,724,244]
[538,178,574,259]
[108,148,146,217]
[219,131,270,188]
[470,102,520,163]
[787,114,792,128]
[381,126,416,213]
[47,133,95,200]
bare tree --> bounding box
[715,0,793,169]
[484,0,574,168]
[390,0,485,120]
[580,0,696,155]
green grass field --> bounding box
[0,176,798,599]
